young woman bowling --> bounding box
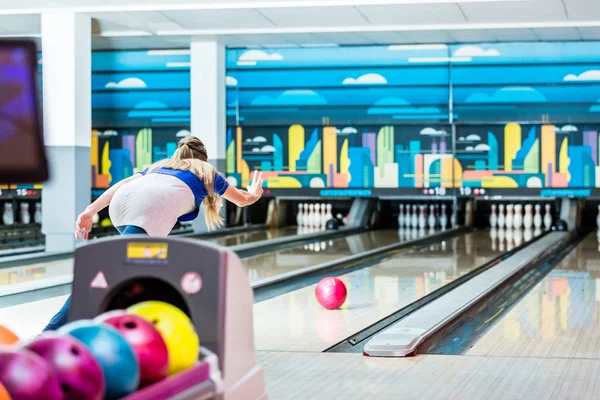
[43,136,264,330]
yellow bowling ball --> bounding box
[127,301,199,375]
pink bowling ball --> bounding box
[95,310,169,387]
[315,277,347,310]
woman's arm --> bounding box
[85,173,143,214]
[222,185,262,207]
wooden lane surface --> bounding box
[254,230,506,353]
[467,233,600,360]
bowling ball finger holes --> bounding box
[124,321,137,329]
[70,345,80,356]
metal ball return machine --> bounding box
[68,236,267,400]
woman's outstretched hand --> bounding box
[246,170,264,199]
[74,209,94,240]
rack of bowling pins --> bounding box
[296,203,334,230]
[488,203,553,231]
[1,201,42,226]
[397,203,453,231]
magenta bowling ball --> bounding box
[315,277,347,310]
[96,310,169,387]
[0,348,64,400]
[25,333,105,400]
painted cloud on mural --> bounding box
[466,87,546,103]
[342,73,387,85]
[251,90,327,106]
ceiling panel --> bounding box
[490,28,538,41]
[257,6,369,28]
[89,12,159,33]
[445,29,498,43]
[564,2,600,20]
[578,27,600,40]
[357,4,467,25]
[460,1,567,23]
[0,14,40,34]
[161,9,274,30]
[128,11,183,30]
[531,27,582,41]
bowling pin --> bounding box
[297,204,304,227]
[505,228,514,251]
[92,213,99,224]
[505,204,514,230]
[489,204,497,228]
[497,204,505,229]
[428,205,436,230]
[34,202,42,224]
[411,205,418,229]
[513,228,523,247]
[523,204,533,229]
[418,205,426,229]
[513,204,523,230]
[307,204,314,227]
[524,227,533,242]
[2,203,14,226]
[543,204,552,231]
[405,205,412,228]
[411,228,419,239]
[490,227,498,251]
[435,204,441,227]
[450,206,456,227]
[533,204,542,229]
[498,227,505,252]
[20,202,31,224]
[398,204,404,229]
[440,204,448,230]
[325,204,333,224]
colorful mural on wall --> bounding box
[225,42,600,190]
[225,124,459,190]
[457,123,600,189]
[91,128,191,188]
[36,43,600,191]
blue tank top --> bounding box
[140,167,230,222]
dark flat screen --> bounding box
[0,40,47,183]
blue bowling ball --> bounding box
[59,320,140,400]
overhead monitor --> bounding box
[0,40,48,183]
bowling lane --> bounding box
[0,226,299,302]
[254,229,519,353]
[244,229,403,283]
[466,232,600,359]
[205,226,300,246]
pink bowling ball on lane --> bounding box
[315,277,347,310]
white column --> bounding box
[190,40,227,233]
[41,12,91,252]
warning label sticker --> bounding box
[180,272,202,295]
[90,271,108,289]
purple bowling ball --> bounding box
[25,333,105,400]
[0,348,64,400]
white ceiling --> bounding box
[0,0,598,49]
